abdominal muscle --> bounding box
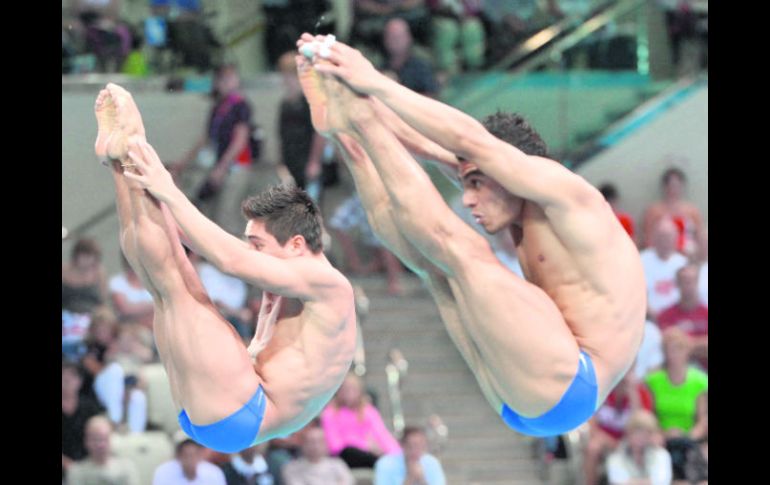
[254,306,358,436]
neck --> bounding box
[654,247,672,260]
[307,456,322,464]
[668,365,687,383]
[183,467,196,480]
[92,454,109,466]
[679,297,699,311]
[389,52,409,69]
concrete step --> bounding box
[354,275,543,484]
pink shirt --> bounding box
[320,404,401,456]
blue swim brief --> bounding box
[178,384,266,453]
[501,350,597,437]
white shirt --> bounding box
[634,320,664,379]
[109,273,153,304]
[197,262,248,309]
[606,445,672,485]
[152,460,226,485]
[639,248,688,315]
[698,262,708,306]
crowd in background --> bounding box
[62,1,708,79]
[63,2,707,485]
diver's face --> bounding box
[245,219,293,259]
[460,164,523,233]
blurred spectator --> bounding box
[382,18,439,96]
[149,0,221,72]
[683,419,707,484]
[329,194,404,295]
[599,182,635,242]
[265,432,304,485]
[657,264,707,370]
[172,64,261,236]
[645,328,707,441]
[428,0,485,74]
[605,410,673,485]
[187,250,253,340]
[109,254,154,327]
[62,362,105,479]
[120,26,149,77]
[111,323,156,374]
[634,319,664,379]
[482,0,540,64]
[277,52,327,193]
[694,229,707,306]
[262,0,330,69]
[374,426,446,485]
[220,443,275,485]
[583,371,654,485]
[63,309,93,362]
[639,218,688,321]
[283,426,355,485]
[82,312,150,433]
[353,0,430,49]
[69,0,133,72]
[153,438,227,485]
[545,0,593,20]
[62,238,108,314]
[320,373,401,468]
[643,167,704,256]
[657,0,708,77]
[67,415,141,485]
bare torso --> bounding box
[253,287,358,439]
[428,199,646,416]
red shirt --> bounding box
[657,304,708,337]
[616,211,635,238]
[595,385,654,440]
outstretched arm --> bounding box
[311,37,598,210]
[123,139,345,300]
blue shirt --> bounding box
[374,453,446,485]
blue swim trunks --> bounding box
[501,350,598,437]
[178,385,266,453]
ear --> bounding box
[288,234,307,255]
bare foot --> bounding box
[94,83,146,162]
[297,56,375,137]
[297,55,331,135]
[323,72,378,134]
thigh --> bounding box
[158,293,261,423]
[448,259,581,416]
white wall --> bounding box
[577,86,708,233]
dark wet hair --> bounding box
[481,111,549,157]
[400,426,426,443]
[241,185,323,253]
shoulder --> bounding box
[153,460,178,476]
[375,453,400,468]
[421,453,443,467]
[108,273,126,288]
[645,369,666,386]
[644,320,662,337]
[364,402,384,418]
[200,461,226,477]
[644,202,665,217]
[671,252,689,265]
[283,458,304,472]
[687,367,709,386]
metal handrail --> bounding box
[385,348,408,437]
[493,0,644,73]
